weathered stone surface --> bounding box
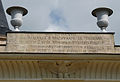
[0,32,120,81]
[0,46,5,51]
[0,35,6,44]
[0,60,119,80]
[0,35,6,52]
[6,32,115,53]
[115,46,120,53]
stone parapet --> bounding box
[115,45,120,53]
[6,32,115,53]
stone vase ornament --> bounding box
[92,7,113,32]
[6,6,28,31]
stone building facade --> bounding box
[0,0,120,82]
[0,32,120,82]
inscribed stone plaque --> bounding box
[6,32,115,53]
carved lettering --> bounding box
[6,33,114,53]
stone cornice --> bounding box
[7,31,115,34]
[0,80,120,82]
[0,53,120,60]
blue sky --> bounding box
[2,0,120,44]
